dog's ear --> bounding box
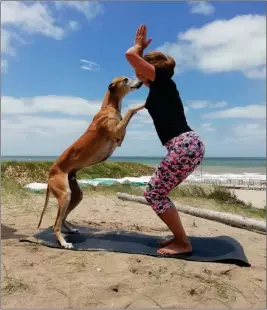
[108,83,115,93]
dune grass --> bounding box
[1,161,154,185]
[169,185,266,220]
[1,161,265,220]
[84,183,265,220]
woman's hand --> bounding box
[125,24,155,82]
[134,24,152,50]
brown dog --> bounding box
[37,76,144,249]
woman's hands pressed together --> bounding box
[125,24,156,83]
[134,24,152,51]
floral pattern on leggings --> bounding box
[144,131,205,215]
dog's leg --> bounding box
[108,105,145,141]
[50,173,74,249]
[63,174,83,233]
[117,129,126,147]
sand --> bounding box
[233,189,266,209]
[2,193,266,308]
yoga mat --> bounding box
[20,225,251,267]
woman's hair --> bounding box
[143,51,176,78]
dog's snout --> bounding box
[136,81,143,89]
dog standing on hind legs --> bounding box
[37,76,144,249]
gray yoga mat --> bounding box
[20,225,251,267]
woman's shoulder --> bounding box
[150,67,177,88]
[153,67,170,81]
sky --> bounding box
[1,1,266,157]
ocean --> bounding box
[2,155,266,185]
[2,155,266,176]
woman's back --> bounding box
[145,67,192,145]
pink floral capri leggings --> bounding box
[144,131,205,215]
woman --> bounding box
[125,24,205,255]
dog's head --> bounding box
[108,76,143,98]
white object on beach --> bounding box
[25,176,151,191]
[25,183,48,190]
[116,192,266,233]
[24,172,266,191]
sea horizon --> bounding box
[2,155,266,159]
[1,155,266,175]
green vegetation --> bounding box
[1,161,154,185]
[169,185,265,220]
[83,184,265,220]
[170,184,247,205]
[1,161,265,220]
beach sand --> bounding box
[2,192,266,308]
[233,189,266,209]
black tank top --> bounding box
[145,67,192,145]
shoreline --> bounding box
[2,159,266,175]
[149,164,266,174]
[2,157,266,174]
[3,160,266,209]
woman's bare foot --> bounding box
[158,237,174,247]
[157,239,192,255]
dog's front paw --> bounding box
[132,103,145,113]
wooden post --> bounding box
[116,192,266,234]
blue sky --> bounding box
[2,1,266,157]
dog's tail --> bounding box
[37,185,50,229]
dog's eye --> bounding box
[123,78,128,83]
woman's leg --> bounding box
[144,131,205,255]
[158,205,192,254]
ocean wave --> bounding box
[188,171,266,182]
[25,172,266,191]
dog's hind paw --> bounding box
[71,228,80,234]
[62,242,74,249]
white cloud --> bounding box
[1,1,65,39]
[68,20,81,31]
[2,115,88,135]
[0,94,158,156]
[80,59,100,71]
[2,95,265,157]
[1,1,103,73]
[233,123,266,141]
[184,106,189,114]
[126,129,157,141]
[1,1,65,74]
[55,1,104,20]
[1,94,102,156]
[244,67,266,79]
[1,115,90,156]
[1,59,8,74]
[1,96,159,156]
[113,128,163,157]
[125,99,190,131]
[202,104,266,119]
[201,123,216,132]
[188,100,228,109]
[2,112,162,156]
[122,100,153,131]
[188,1,215,16]
[2,96,102,116]
[1,28,15,56]
[158,14,266,79]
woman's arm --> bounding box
[125,24,155,82]
[125,45,155,81]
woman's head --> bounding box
[135,51,176,83]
